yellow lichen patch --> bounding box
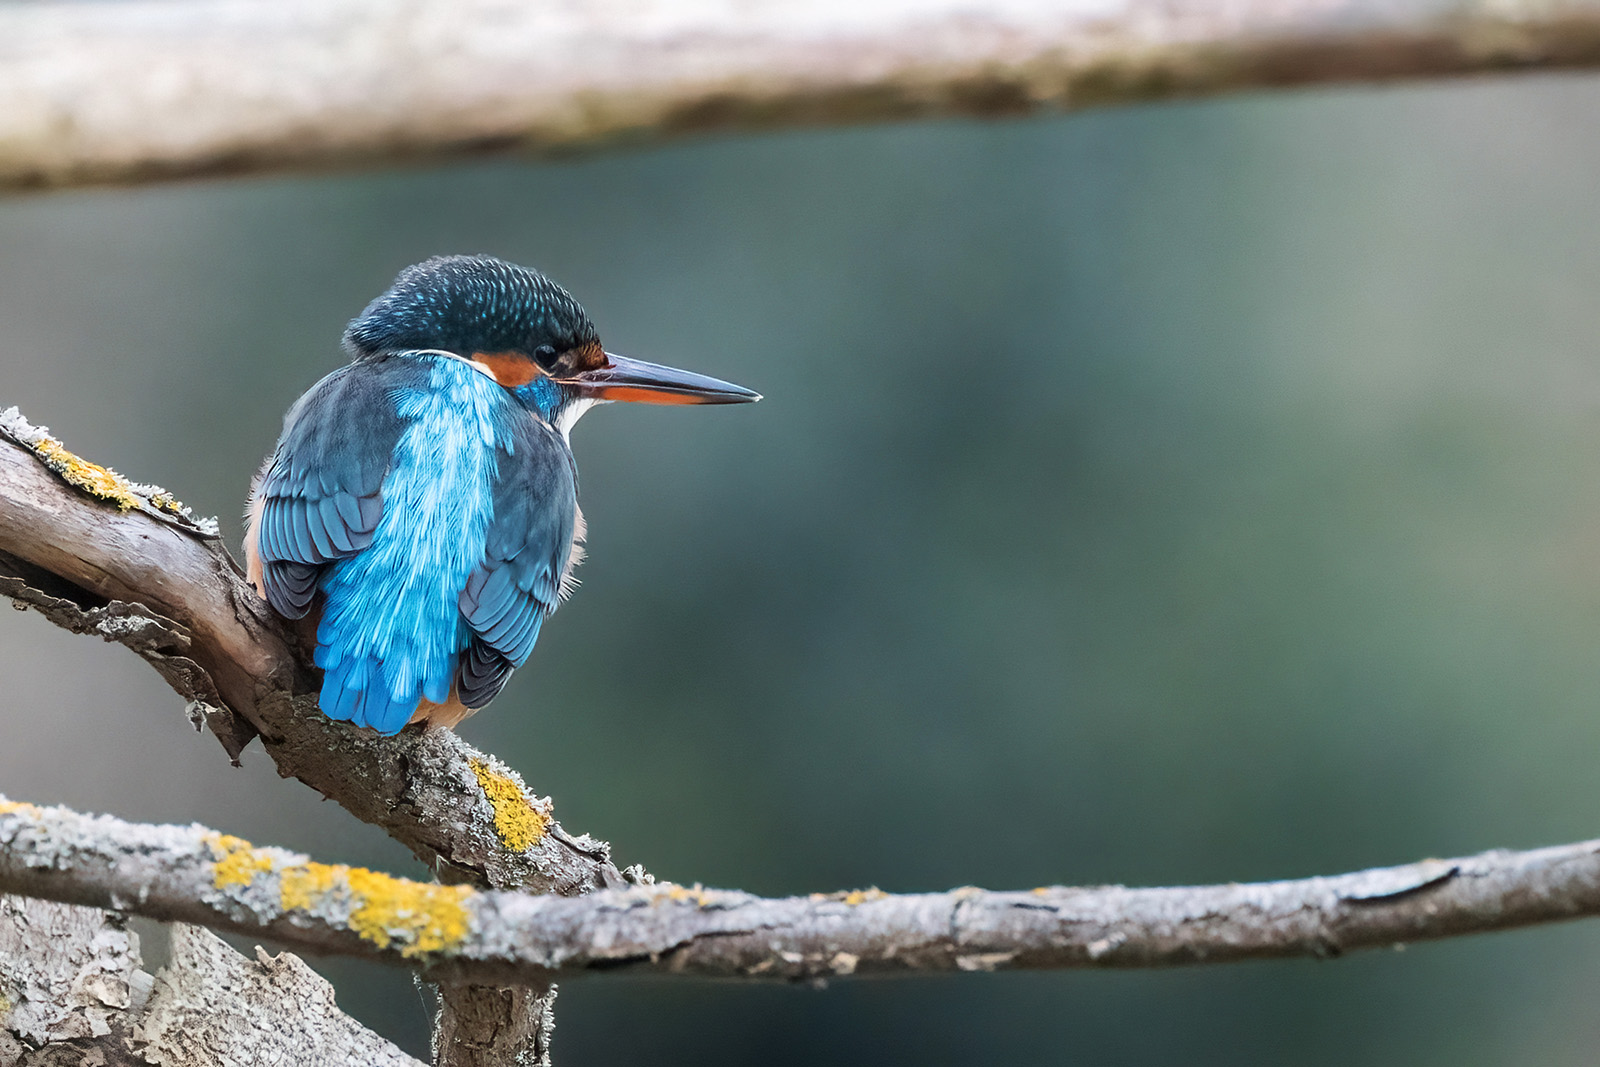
[0,801,38,818]
[279,862,344,913]
[208,833,274,889]
[31,439,143,511]
[469,759,548,852]
[661,883,711,906]
[809,887,888,906]
[346,867,474,958]
[280,862,474,958]
[147,490,185,516]
[0,992,10,1018]
[841,888,887,907]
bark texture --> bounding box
[134,927,423,1067]
[0,896,144,1065]
[5,796,1600,987]
[433,983,556,1067]
[0,895,419,1067]
[5,0,1600,190]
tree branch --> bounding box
[9,400,1600,1059]
[0,406,616,1064]
[0,408,623,899]
[3,795,1599,986]
[0,895,145,1063]
[5,0,1600,191]
[0,894,423,1066]
[137,924,426,1067]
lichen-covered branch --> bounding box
[0,409,623,900]
[5,0,1600,190]
[0,408,609,1064]
[5,795,1600,987]
[0,894,422,1066]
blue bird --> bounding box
[245,255,759,734]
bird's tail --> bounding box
[314,644,448,736]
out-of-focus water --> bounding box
[4,74,1600,1064]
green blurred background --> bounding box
[5,73,1600,1063]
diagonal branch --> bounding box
[4,795,1600,986]
[0,408,623,899]
[0,407,609,1062]
[6,0,1600,191]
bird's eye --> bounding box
[533,345,560,370]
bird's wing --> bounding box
[250,361,416,618]
[456,416,578,708]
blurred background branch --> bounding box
[6,0,1600,190]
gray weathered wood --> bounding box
[0,896,143,1064]
[4,795,1600,987]
[5,0,1600,190]
[0,895,419,1066]
[134,927,423,1067]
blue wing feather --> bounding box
[456,415,577,708]
[252,361,420,618]
[320,497,355,553]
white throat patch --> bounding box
[555,397,598,440]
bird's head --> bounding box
[344,254,759,430]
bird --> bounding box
[244,254,759,735]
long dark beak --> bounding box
[568,352,761,405]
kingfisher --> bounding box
[244,254,759,734]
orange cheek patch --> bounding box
[596,386,707,405]
[472,351,543,388]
